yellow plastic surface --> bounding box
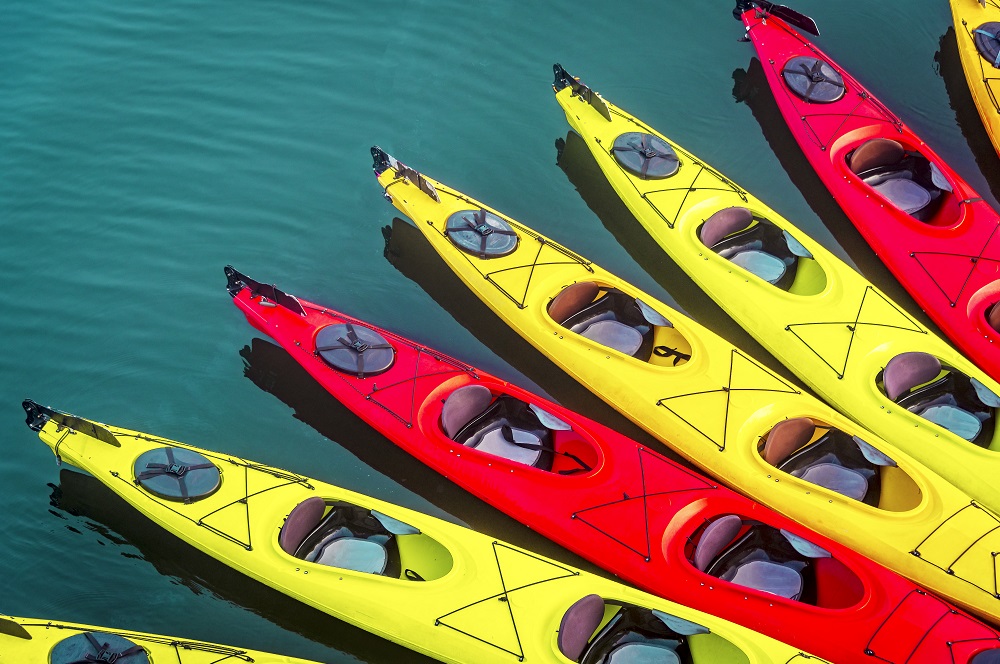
[30,414,811,664]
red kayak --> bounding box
[734,0,1000,383]
[225,265,1000,663]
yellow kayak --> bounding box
[21,400,815,664]
[0,615,317,663]
[550,64,1000,522]
[372,144,1000,624]
[951,0,1000,156]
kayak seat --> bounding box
[281,498,407,578]
[763,418,891,506]
[975,23,1000,68]
[442,385,555,471]
[882,352,999,447]
[549,282,666,360]
[575,603,699,664]
[782,55,846,103]
[693,516,826,603]
[445,208,519,259]
[699,207,810,291]
[848,139,950,220]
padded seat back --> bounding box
[989,303,1000,334]
[849,138,905,174]
[441,385,493,438]
[279,496,327,555]
[884,352,942,401]
[549,282,601,324]
[692,515,742,572]
[558,594,606,662]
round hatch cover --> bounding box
[134,446,221,502]
[445,209,518,258]
[975,23,1000,67]
[611,133,679,179]
[50,632,150,664]
[782,56,846,103]
[316,323,395,377]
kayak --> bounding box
[550,66,1000,531]
[226,265,1000,662]
[371,145,1000,628]
[0,614,318,663]
[21,401,816,664]
[733,1,1000,391]
[950,0,1000,157]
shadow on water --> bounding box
[731,58,937,332]
[553,129,792,384]
[381,217,683,466]
[935,26,1000,203]
[239,337,602,573]
[49,468,432,664]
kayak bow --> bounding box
[0,615,318,663]
[22,400,815,664]
[227,264,1000,662]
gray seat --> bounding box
[440,385,544,466]
[871,178,932,215]
[731,250,787,284]
[305,535,388,574]
[606,642,681,664]
[849,138,933,215]
[797,463,868,502]
[729,559,803,600]
[575,319,643,356]
[468,426,542,466]
[921,404,983,441]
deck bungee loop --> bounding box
[22,399,818,664]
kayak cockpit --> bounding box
[686,516,863,609]
[279,497,452,581]
[698,207,827,295]
[878,352,1000,449]
[557,595,750,664]
[439,385,599,474]
[759,418,921,511]
[846,138,958,226]
[548,282,692,366]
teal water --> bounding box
[1,0,993,661]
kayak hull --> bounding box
[24,402,811,664]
